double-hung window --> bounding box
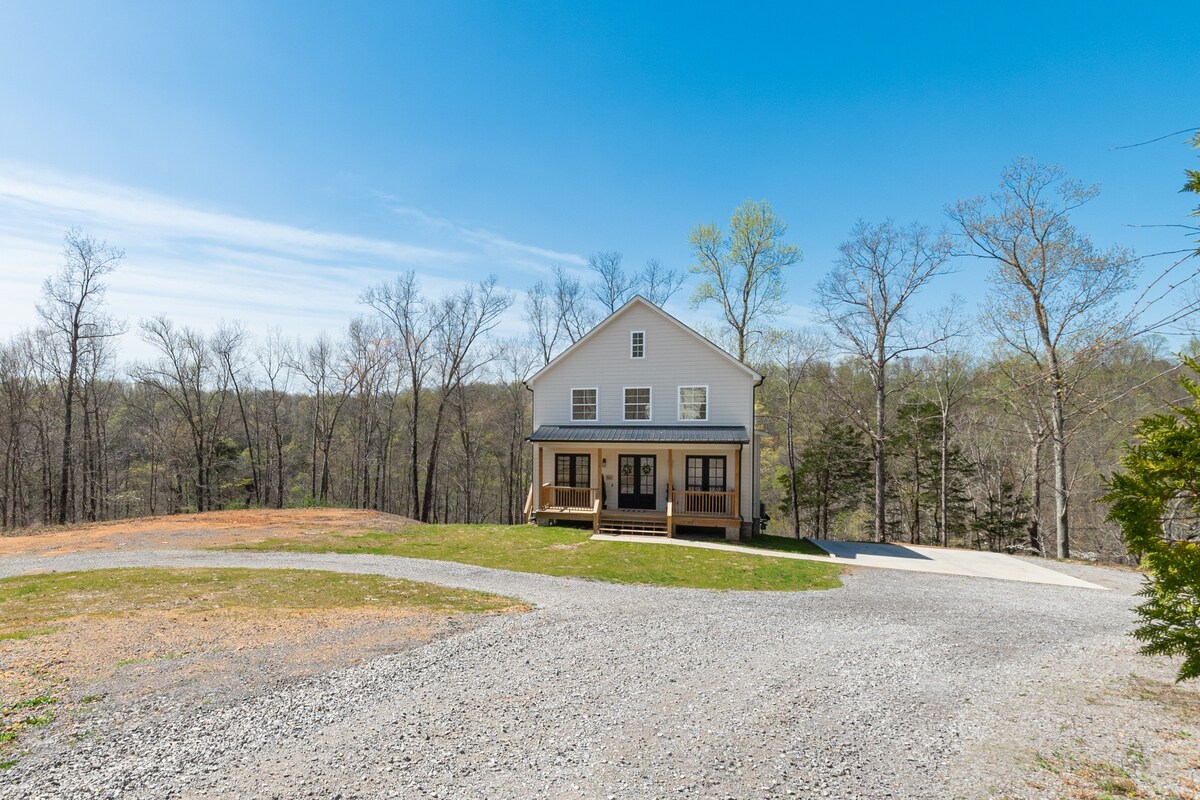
[630,331,645,359]
[571,388,597,421]
[678,386,708,420]
[623,387,651,421]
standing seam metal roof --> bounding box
[528,424,750,444]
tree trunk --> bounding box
[911,435,920,545]
[939,409,949,547]
[408,384,421,519]
[1050,389,1069,559]
[785,391,800,536]
[57,336,78,525]
[873,363,887,543]
[420,394,450,523]
[1027,435,1041,554]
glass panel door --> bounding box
[617,455,656,509]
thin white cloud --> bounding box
[390,205,588,267]
[0,163,460,265]
[0,163,584,357]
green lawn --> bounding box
[227,524,843,591]
[0,567,521,638]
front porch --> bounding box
[525,426,751,540]
[531,486,742,537]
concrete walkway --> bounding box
[591,533,1107,590]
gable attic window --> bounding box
[630,331,645,359]
[624,387,651,420]
[678,386,708,420]
[571,388,598,421]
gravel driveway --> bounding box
[0,549,1190,799]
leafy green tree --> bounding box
[1186,130,1200,255]
[891,397,974,544]
[1104,356,1200,681]
[689,200,801,363]
[971,479,1029,552]
[778,421,872,538]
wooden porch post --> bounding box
[594,446,602,512]
[666,449,675,537]
[733,447,741,520]
[532,443,541,522]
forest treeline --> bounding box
[1,157,1196,562]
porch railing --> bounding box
[540,484,599,511]
[671,489,737,518]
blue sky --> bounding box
[1,2,1197,355]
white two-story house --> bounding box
[525,295,764,540]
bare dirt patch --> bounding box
[3,605,458,709]
[1,605,490,768]
[0,508,417,557]
[0,565,525,766]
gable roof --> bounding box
[524,295,763,386]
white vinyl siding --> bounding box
[630,330,645,359]
[678,386,708,421]
[624,387,651,421]
[530,302,754,429]
[571,387,598,421]
[528,299,760,521]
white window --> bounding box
[571,388,598,421]
[623,387,651,421]
[678,386,708,420]
[630,330,645,359]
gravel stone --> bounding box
[0,549,1184,799]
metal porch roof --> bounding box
[529,424,749,444]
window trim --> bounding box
[569,387,599,422]
[677,385,709,421]
[630,330,645,359]
[686,455,727,492]
[622,385,652,422]
[555,453,592,489]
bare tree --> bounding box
[588,251,637,313]
[490,337,538,522]
[948,158,1139,558]
[588,251,684,311]
[255,330,293,508]
[689,200,801,362]
[817,220,955,543]
[553,266,594,344]
[924,348,974,546]
[526,266,595,364]
[765,329,827,536]
[639,258,686,306]
[420,276,511,522]
[362,271,443,518]
[0,334,37,528]
[134,317,228,512]
[213,322,261,506]
[36,228,124,524]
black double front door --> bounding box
[617,454,656,510]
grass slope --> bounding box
[229,524,842,591]
[0,567,519,638]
